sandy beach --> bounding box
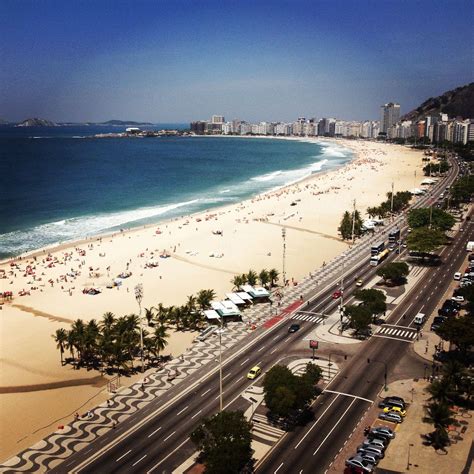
[0,138,425,461]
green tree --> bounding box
[246,269,258,286]
[354,289,387,322]
[268,268,279,287]
[376,262,410,285]
[423,161,450,176]
[151,324,169,359]
[423,401,455,450]
[406,227,446,254]
[197,289,216,311]
[408,208,455,232]
[338,211,353,240]
[427,379,455,405]
[231,274,245,290]
[345,305,372,336]
[436,315,474,358]
[52,328,68,365]
[190,410,253,474]
[258,269,270,288]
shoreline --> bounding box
[0,138,425,461]
[1,136,354,264]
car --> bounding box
[379,412,403,423]
[345,456,374,473]
[332,290,343,299]
[378,396,406,409]
[454,272,462,280]
[361,437,387,449]
[358,452,379,465]
[247,366,261,380]
[383,406,407,417]
[357,445,384,459]
[288,323,300,333]
[388,243,396,251]
[356,279,363,287]
[451,295,465,303]
[370,426,395,439]
[431,316,447,331]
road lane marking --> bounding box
[240,358,250,366]
[132,454,147,466]
[313,398,356,455]
[148,438,189,472]
[201,388,211,397]
[294,394,340,449]
[147,427,162,438]
[257,345,266,352]
[116,450,132,462]
[372,333,414,343]
[176,406,188,416]
[274,462,284,473]
[191,409,202,419]
[270,348,277,354]
[223,372,231,380]
[163,431,176,442]
[323,390,373,403]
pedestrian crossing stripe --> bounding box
[376,327,417,339]
[291,314,324,323]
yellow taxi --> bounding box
[383,405,407,417]
[247,366,261,380]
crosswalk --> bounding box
[291,311,325,324]
[374,325,418,342]
[251,412,285,443]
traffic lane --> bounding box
[83,323,308,473]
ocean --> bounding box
[0,125,353,259]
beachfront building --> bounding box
[240,121,252,135]
[274,122,292,136]
[380,102,400,134]
[190,121,207,134]
[318,118,336,137]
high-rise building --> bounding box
[211,115,225,124]
[380,103,400,134]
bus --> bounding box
[370,249,389,266]
[371,241,385,256]
[388,228,400,244]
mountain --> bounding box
[0,118,12,125]
[16,118,57,127]
[98,120,154,126]
[401,82,474,122]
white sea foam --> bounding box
[251,170,283,182]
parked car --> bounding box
[369,426,395,439]
[288,323,300,333]
[451,295,465,303]
[356,279,363,287]
[345,456,374,473]
[358,452,379,466]
[357,445,384,459]
[454,272,462,280]
[378,397,406,409]
[361,437,387,449]
[247,366,261,380]
[379,412,403,423]
[383,406,407,417]
[431,316,447,332]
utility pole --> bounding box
[390,181,394,220]
[351,199,357,243]
[218,316,224,412]
[134,284,144,374]
[282,228,287,287]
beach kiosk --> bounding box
[211,300,242,322]
[225,292,248,307]
[240,285,271,303]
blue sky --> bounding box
[1,0,472,122]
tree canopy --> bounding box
[376,262,410,285]
[263,364,322,418]
[436,315,474,357]
[338,210,363,240]
[345,304,372,336]
[407,208,455,232]
[423,161,450,176]
[406,227,446,254]
[367,191,412,219]
[190,410,253,474]
[354,289,387,322]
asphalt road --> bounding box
[53,157,468,474]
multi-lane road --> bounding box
[52,157,470,473]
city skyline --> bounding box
[1,0,472,123]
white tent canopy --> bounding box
[211,300,241,316]
[204,309,221,320]
[225,292,246,305]
[240,285,270,298]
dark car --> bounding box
[431,316,447,331]
[288,323,300,333]
[378,396,406,409]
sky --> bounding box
[1,0,473,123]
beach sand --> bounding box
[0,138,425,460]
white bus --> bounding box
[370,249,389,266]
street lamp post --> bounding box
[406,443,414,470]
[339,254,345,326]
[218,316,224,412]
[282,228,287,288]
[367,357,388,391]
[134,284,145,374]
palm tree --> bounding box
[231,275,245,291]
[441,360,467,392]
[151,325,169,358]
[268,268,280,287]
[197,289,215,311]
[259,269,270,288]
[71,319,86,366]
[100,311,116,332]
[427,379,454,405]
[155,303,169,327]
[423,401,455,450]
[83,319,100,366]
[186,295,197,313]
[52,328,68,365]
[246,269,258,286]
[144,307,156,327]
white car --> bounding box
[454,272,462,281]
[452,295,465,303]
